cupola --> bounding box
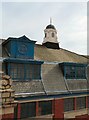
[42,18,59,49]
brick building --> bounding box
[0,22,89,119]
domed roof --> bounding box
[46,24,56,30]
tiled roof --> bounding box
[42,64,87,95]
[42,64,67,94]
[1,43,87,63]
[34,44,87,63]
[67,80,87,92]
[1,43,88,97]
[12,63,88,97]
[12,80,45,96]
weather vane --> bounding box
[50,17,52,25]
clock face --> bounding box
[18,44,27,54]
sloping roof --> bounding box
[82,55,89,59]
[42,63,87,95]
[2,35,36,45]
[12,63,88,97]
[42,64,68,94]
[34,44,87,63]
[66,80,87,92]
[1,42,88,97]
[1,42,87,63]
[12,80,46,96]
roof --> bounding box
[12,63,88,97]
[46,24,56,30]
[2,35,36,45]
[12,80,45,96]
[42,64,67,94]
[1,39,87,63]
[34,44,87,63]
[1,41,88,98]
[4,58,44,64]
[42,64,87,94]
[82,55,89,59]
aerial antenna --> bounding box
[50,17,52,25]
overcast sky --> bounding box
[0,1,87,55]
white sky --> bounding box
[0,1,88,55]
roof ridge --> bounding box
[35,44,87,58]
[60,48,87,59]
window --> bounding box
[64,98,74,112]
[76,67,86,78]
[64,66,86,79]
[20,102,36,119]
[10,63,25,80]
[88,96,89,108]
[26,64,33,79]
[33,64,41,79]
[18,64,24,79]
[52,33,54,37]
[76,97,86,110]
[65,66,75,79]
[26,64,41,80]
[45,33,47,37]
[39,101,52,115]
[9,63,41,80]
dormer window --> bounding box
[65,66,86,79]
[4,58,44,81]
[3,36,36,59]
[9,63,41,80]
[60,62,87,79]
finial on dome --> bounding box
[50,17,52,25]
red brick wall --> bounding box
[76,114,89,120]
[36,101,39,116]
[13,96,89,119]
[1,113,14,120]
[54,99,64,119]
[17,103,21,119]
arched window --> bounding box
[52,33,54,37]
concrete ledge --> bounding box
[64,108,88,118]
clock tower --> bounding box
[42,19,59,49]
